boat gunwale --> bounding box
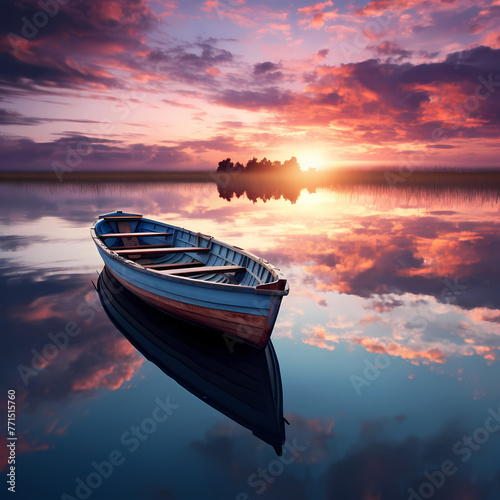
[91,218,289,296]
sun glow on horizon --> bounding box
[297,150,330,171]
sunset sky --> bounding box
[1,0,499,171]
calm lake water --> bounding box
[2,180,500,500]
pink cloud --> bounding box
[71,338,144,392]
[355,0,460,17]
[201,1,288,29]
[298,1,339,29]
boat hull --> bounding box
[108,267,281,348]
[96,246,283,348]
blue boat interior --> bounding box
[95,212,281,288]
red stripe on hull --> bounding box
[109,270,271,348]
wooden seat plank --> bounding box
[113,246,210,256]
[143,261,202,270]
[101,232,173,239]
[160,265,246,276]
[110,244,172,251]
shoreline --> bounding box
[2,169,500,187]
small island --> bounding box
[214,156,317,203]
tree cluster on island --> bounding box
[215,156,305,203]
[216,157,301,174]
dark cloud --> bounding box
[0,0,156,92]
[191,415,329,499]
[416,49,440,60]
[324,417,500,500]
[217,120,245,129]
[254,62,280,75]
[360,415,407,442]
[252,61,286,83]
[161,99,199,110]
[0,50,120,91]
[191,431,236,464]
[215,87,294,110]
[175,135,242,154]
[0,130,249,170]
[197,36,238,45]
[402,46,500,86]
[149,42,234,85]
[0,108,43,125]
[319,92,342,106]
[316,48,329,60]
[367,297,405,313]
[338,58,432,112]
[191,412,500,500]
[369,40,413,61]
[0,134,193,171]
[427,211,458,216]
[289,46,500,143]
[0,108,108,126]
[0,235,45,251]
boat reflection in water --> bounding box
[97,266,287,455]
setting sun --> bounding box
[297,151,329,171]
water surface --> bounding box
[2,180,500,499]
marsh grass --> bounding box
[2,169,500,204]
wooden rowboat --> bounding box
[97,266,287,455]
[91,211,289,348]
